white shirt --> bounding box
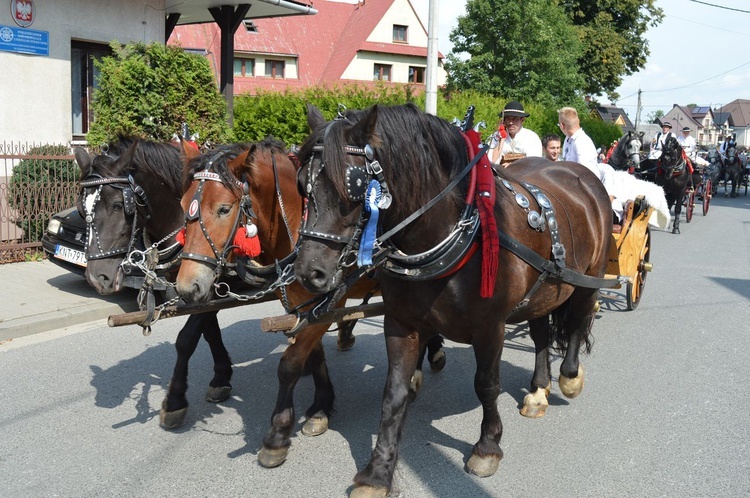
[562,127,599,178]
[489,127,543,164]
[677,134,697,160]
[649,131,676,159]
[598,162,623,222]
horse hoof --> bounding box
[465,453,501,477]
[429,350,446,372]
[519,385,550,418]
[337,334,355,351]
[410,370,424,394]
[559,364,585,398]
[350,485,389,498]
[160,405,187,430]
[301,411,329,436]
[258,445,289,468]
[205,385,231,403]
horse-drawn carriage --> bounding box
[70,105,667,497]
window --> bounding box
[393,25,408,43]
[234,57,255,77]
[374,64,391,82]
[265,60,285,79]
[71,41,111,138]
[408,66,424,84]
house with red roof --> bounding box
[168,0,446,95]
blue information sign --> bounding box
[0,25,49,56]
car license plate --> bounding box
[55,244,87,267]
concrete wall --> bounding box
[0,0,165,145]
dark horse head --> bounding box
[606,131,643,172]
[75,139,183,294]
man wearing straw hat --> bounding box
[488,100,542,167]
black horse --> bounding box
[74,139,238,427]
[294,103,615,496]
[719,146,743,197]
[605,131,643,172]
[653,135,690,234]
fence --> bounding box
[0,141,82,264]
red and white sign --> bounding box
[11,0,34,28]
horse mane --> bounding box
[299,103,468,217]
[84,137,183,196]
[183,136,287,194]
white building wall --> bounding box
[341,51,445,86]
[367,0,428,46]
[0,0,164,145]
[341,0,445,85]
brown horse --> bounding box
[174,138,445,468]
[293,103,614,496]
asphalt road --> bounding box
[1,195,749,497]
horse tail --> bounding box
[550,297,594,355]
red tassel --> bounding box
[233,228,262,257]
[476,196,498,298]
[176,228,185,246]
[498,123,507,139]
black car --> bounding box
[41,207,88,276]
[41,207,172,292]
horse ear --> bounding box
[638,131,644,140]
[74,147,93,177]
[306,104,326,131]
[228,148,252,179]
[113,140,139,173]
[180,137,201,162]
[349,105,379,143]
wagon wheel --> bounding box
[685,188,695,223]
[703,179,711,215]
[626,227,651,311]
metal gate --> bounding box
[0,141,81,263]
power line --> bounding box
[616,60,750,104]
[687,0,750,14]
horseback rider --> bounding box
[648,121,676,160]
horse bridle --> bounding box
[180,151,253,274]
[298,136,483,277]
[180,151,297,279]
[79,173,150,261]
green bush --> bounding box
[8,145,80,242]
[233,85,621,150]
[87,41,233,145]
[233,83,426,145]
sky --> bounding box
[410,0,750,124]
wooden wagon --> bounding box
[604,195,654,310]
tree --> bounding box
[87,41,232,145]
[646,109,664,124]
[559,0,664,101]
[445,0,584,106]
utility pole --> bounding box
[425,0,439,115]
[634,89,642,132]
